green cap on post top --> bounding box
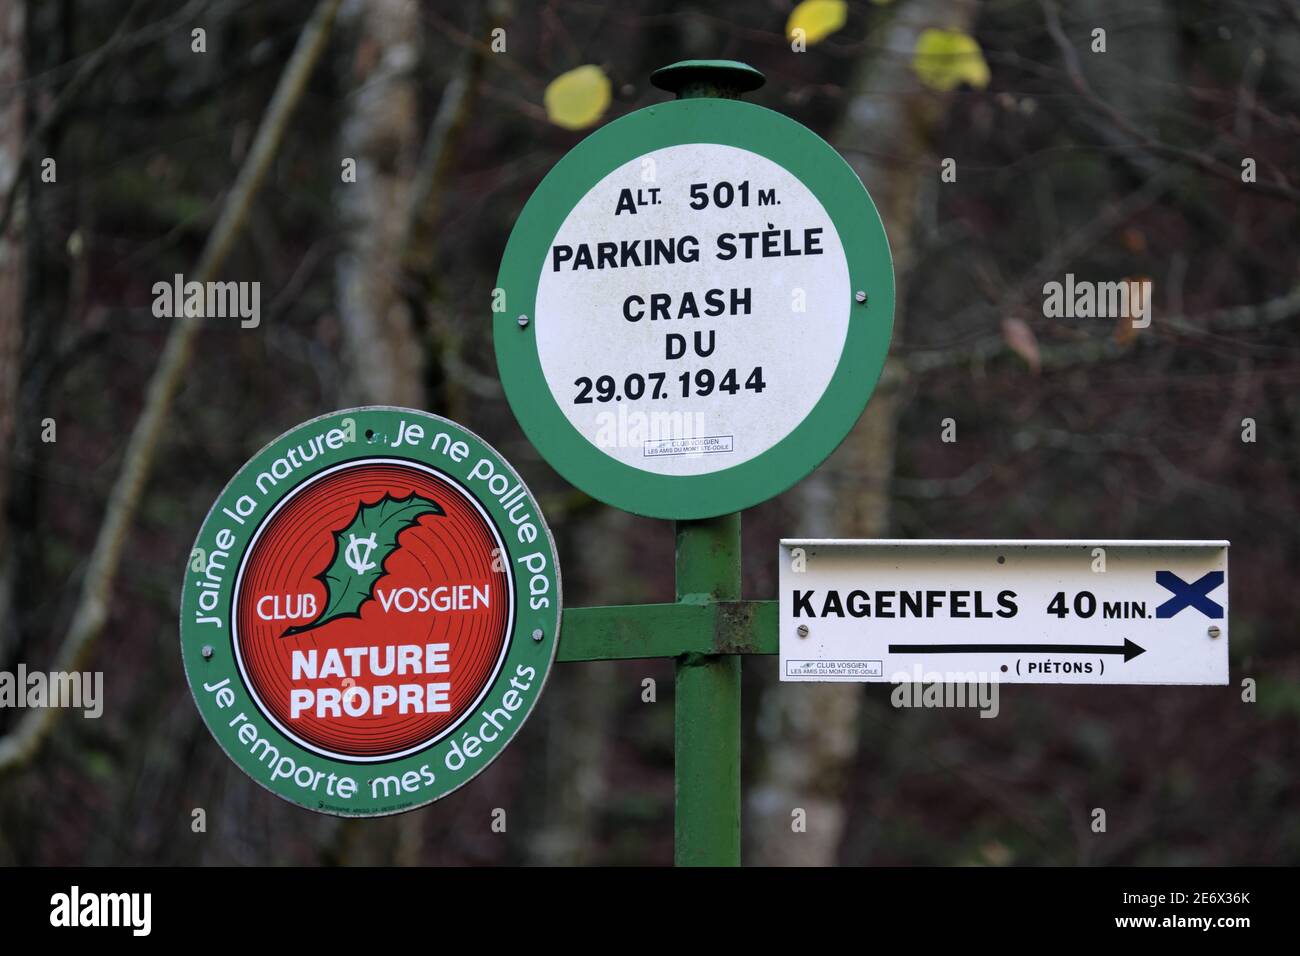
[650,59,767,99]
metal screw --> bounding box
[796,624,809,638]
[854,290,867,304]
[532,628,543,642]
[201,645,214,660]
[1208,626,1221,639]
[517,314,530,328]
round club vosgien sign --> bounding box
[179,408,561,816]
[495,89,894,519]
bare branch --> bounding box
[905,286,1300,377]
[0,0,237,238]
[1040,0,1300,203]
[399,0,496,284]
[0,0,345,776]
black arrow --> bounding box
[887,638,1146,662]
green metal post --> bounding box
[674,514,742,866]
[649,58,765,868]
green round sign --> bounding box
[495,96,894,519]
[179,407,561,816]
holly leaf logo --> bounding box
[281,492,444,637]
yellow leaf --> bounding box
[544,65,611,131]
[786,0,847,46]
[912,28,990,92]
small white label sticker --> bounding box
[786,660,883,679]
[643,435,734,458]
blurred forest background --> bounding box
[0,0,1297,866]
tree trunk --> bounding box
[745,0,979,866]
[0,0,25,659]
[335,0,424,406]
[523,507,627,865]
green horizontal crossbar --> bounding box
[557,600,778,662]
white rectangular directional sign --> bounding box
[778,540,1229,685]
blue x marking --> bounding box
[1155,570,1224,619]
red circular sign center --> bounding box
[234,461,511,760]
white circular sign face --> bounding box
[534,143,850,477]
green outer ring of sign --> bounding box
[178,407,562,817]
[494,97,894,520]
